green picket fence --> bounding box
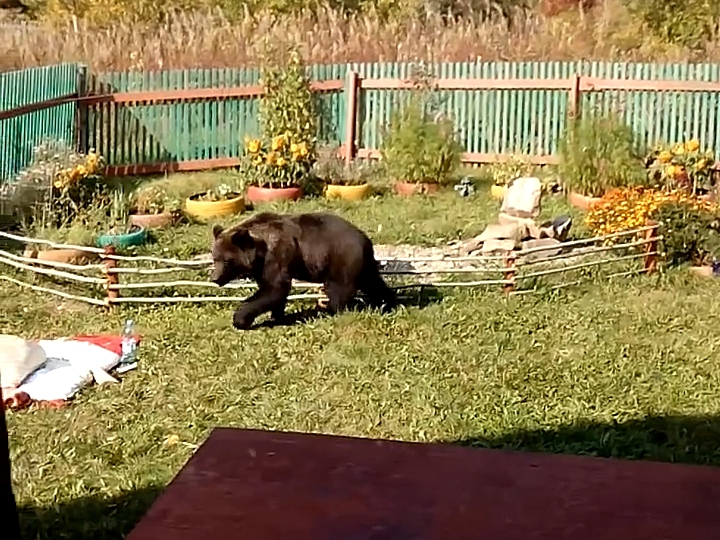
[88,64,348,166]
[0,63,80,182]
[3,61,720,177]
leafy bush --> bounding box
[312,145,376,186]
[488,154,537,187]
[584,186,719,267]
[622,0,720,50]
[645,139,715,194]
[585,186,716,237]
[379,77,463,186]
[131,185,183,215]
[240,44,318,190]
[558,110,647,198]
[12,140,107,230]
[192,183,241,201]
[654,201,720,266]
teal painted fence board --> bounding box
[89,64,348,166]
[5,61,720,174]
[0,63,80,182]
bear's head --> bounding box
[210,225,260,286]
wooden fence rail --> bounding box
[0,225,660,306]
[4,61,720,181]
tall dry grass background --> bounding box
[0,0,719,72]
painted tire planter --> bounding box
[325,183,371,201]
[394,181,439,197]
[129,212,175,229]
[96,226,148,249]
[490,185,508,200]
[246,185,303,204]
[185,193,245,220]
[568,191,603,211]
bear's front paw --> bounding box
[232,311,254,330]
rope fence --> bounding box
[0,224,661,306]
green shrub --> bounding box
[622,0,720,50]
[379,69,463,186]
[558,110,648,198]
[313,145,377,186]
[654,200,720,266]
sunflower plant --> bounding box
[645,139,715,195]
[240,133,313,188]
[241,43,318,190]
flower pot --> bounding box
[490,184,508,200]
[185,192,245,220]
[325,183,371,201]
[24,248,98,264]
[699,193,716,203]
[96,226,148,249]
[568,191,603,210]
[394,181,439,197]
[129,212,175,229]
[246,185,303,204]
[690,266,714,278]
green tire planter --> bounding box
[96,226,148,249]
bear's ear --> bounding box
[230,229,255,250]
[212,224,224,239]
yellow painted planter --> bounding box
[185,193,245,220]
[491,184,508,200]
[325,183,371,201]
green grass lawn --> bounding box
[3,178,720,540]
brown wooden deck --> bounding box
[126,428,720,540]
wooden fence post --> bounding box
[644,221,659,275]
[102,246,119,307]
[503,254,516,295]
[344,70,359,165]
[568,74,581,121]
[75,64,89,155]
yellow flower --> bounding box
[665,165,676,177]
[687,139,700,152]
[672,143,686,155]
[271,135,285,151]
[658,151,672,163]
[298,142,309,157]
[266,152,277,164]
[276,157,286,167]
[290,143,299,153]
[53,179,63,189]
[247,139,261,154]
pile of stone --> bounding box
[455,177,572,263]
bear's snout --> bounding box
[211,268,231,287]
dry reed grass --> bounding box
[0,0,717,72]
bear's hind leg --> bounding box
[325,282,357,315]
[358,266,397,313]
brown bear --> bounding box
[211,211,396,330]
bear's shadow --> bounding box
[254,287,446,330]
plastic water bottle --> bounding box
[117,319,138,373]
